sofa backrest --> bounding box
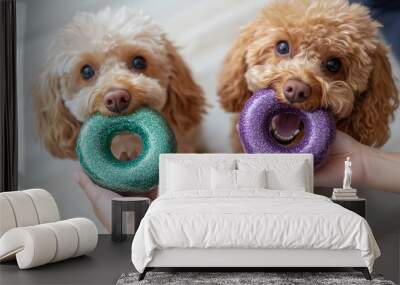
[0,189,60,237]
[159,153,313,195]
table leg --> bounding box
[134,201,149,232]
[112,200,123,241]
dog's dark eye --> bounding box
[276,41,290,55]
[325,58,341,73]
[131,56,147,70]
[80,64,95,80]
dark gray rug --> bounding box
[116,272,396,285]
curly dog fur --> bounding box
[35,7,206,159]
[218,0,398,152]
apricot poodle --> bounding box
[218,0,398,152]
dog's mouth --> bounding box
[269,113,304,145]
[110,132,143,161]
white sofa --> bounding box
[0,189,97,269]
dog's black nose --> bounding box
[103,89,131,113]
[283,79,311,103]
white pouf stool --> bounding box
[0,189,98,269]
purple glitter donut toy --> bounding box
[238,88,335,167]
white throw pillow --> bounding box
[238,159,309,191]
[211,169,268,191]
[236,169,267,189]
[166,159,236,192]
[211,168,236,190]
[167,162,211,191]
[267,166,307,191]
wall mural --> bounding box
[14,0,400,280]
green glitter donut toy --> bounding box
[76,108,177,193]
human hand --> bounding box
[74,169,122,232]
[236,122,367,189]
[74,151,158,232]
[314,131,367,188]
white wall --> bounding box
[16,0,400,281]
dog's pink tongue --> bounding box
[272,113,301,137]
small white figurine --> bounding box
[343,156,352,189]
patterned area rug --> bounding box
[117,272,395,285]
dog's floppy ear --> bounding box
[162,39,205,132]
[217,24,256,112]
[338,42,399,147]
[34,66,81,159]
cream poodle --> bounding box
[35,7,206,160]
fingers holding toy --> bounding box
[316,135,400,194]
[314,131,366,188]
[74,168,121,232]
[75,107,176,231]
[235,89,369,189]
[75,165,159,232]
